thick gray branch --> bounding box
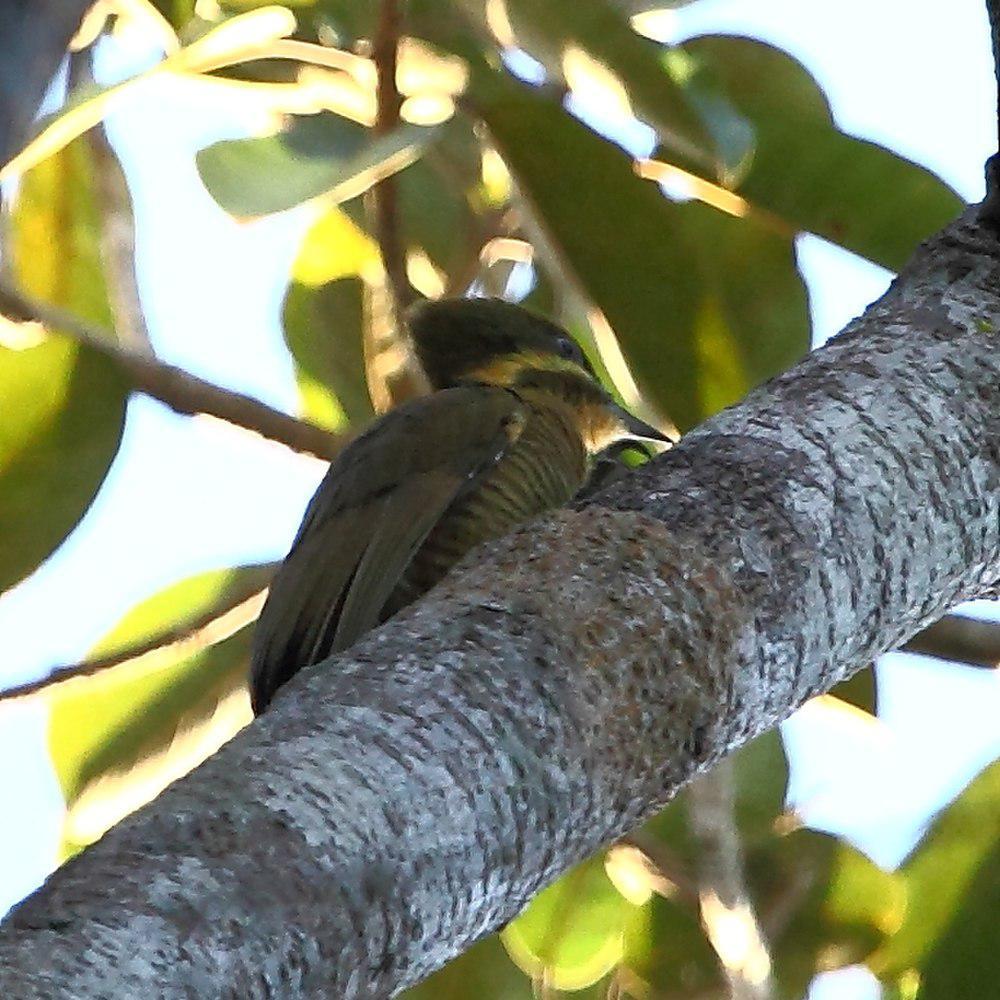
[1,209,998,997]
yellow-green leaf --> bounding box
[0,140,128,592]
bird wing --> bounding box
[249,386,525,712]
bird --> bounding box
[249,297,668,713]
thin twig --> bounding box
[0,572,275,703]
[617,829,700,908]
[687,761,775,1000]
[0,282,349,462]
[372,0,415,319]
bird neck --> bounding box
[460,362,628,456]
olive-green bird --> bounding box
[250,297,666,713]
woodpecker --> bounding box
[250,297,667,713]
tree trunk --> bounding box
[1,201,998,996]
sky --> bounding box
[1,2,999,995]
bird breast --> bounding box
[384,393,588,616]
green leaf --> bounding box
[149,0,197,32]
[502,855,634,990]
[872,758,1000,980]
[48,565,272,850]
[830,665,879,716]
[395,155,478,276]
[674,199,809,419]
[283,274,373,429]
[750,829,903,998]
[498,0,752,176]
[730,729,790,845]
[681,36,963,270]
[623,893,720,995]
[282,205,375,429]
[618,1,703,11]
[474,78,808,430]
[0,140,128,593]
[915,840,1000,999]
[196,113,433,217]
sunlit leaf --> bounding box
[500,0,752,177]
[475,77,807,430]
[196,113,433,216]
[679,36,963,270]
[168,5,297,74]
[502,855,633,990]
[872,758,1000,980]
[48,565,272,851]
[0,140,128,593]
[282,205,375,429]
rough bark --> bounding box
[1,197,997,996]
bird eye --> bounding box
[557,336,578,360]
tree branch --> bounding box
[372,0,415,319]
[987,0,1000,131]
[0,282,348,461]
[1,200,997,996]
[979,0,1000,228]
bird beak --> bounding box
[609,401,673,443]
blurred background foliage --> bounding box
[0,1,996,998]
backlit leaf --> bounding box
[501,0,752,177]
[872,758,1000,980]
[680,36,963,270]
[474,77,808,430]
[0,140,128,593]
[502,855,633,990]
[196,113,433,216]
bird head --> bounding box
[407,297,669,453]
